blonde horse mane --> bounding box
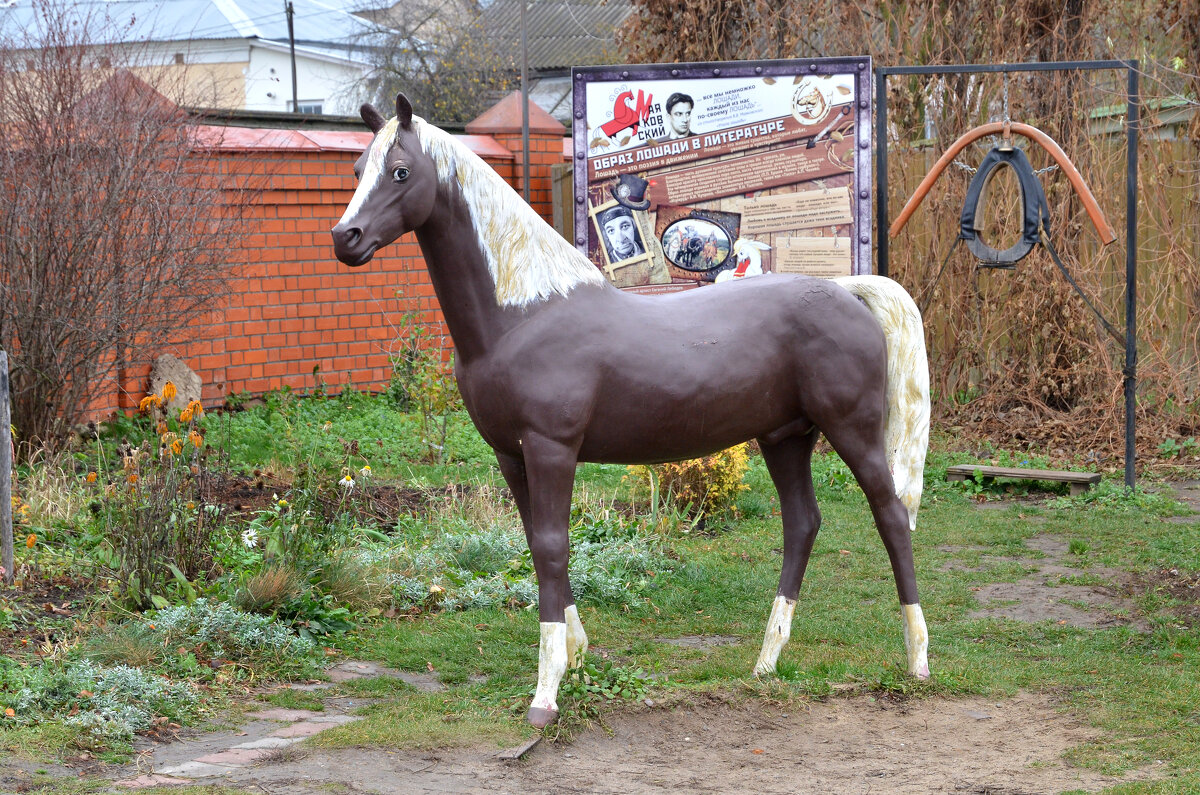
[412,117,605,308]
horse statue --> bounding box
[332,94,931,728]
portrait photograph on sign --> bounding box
[572,58,872,294]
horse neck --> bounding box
[413,181,520,363]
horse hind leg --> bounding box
[754,430,820,676]
[821,419,930,680]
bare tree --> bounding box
[0,0,255,450]
[359,0,519,124]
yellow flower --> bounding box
[25,534,36,549]
[188,430,203,449]
[170,439,183,456]
[85,471,97,483]
[161,382,177,403]
[187,399,203,419]
[138,394,161,412]
[4,708,13,718]
[128,473,139,484]
[179,406,193,423]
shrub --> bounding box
[149,599,319,677]
[628,444,750,521]
[11,661,198,748]
[387,310,462,464]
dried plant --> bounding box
[618,0,1200,463]
[234,565,303,615]
[0,0,258,450]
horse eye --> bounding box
[392,166,410,183]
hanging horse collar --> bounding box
[958,145,1051,269]
[889,121,1116,246]
[892,121,1125,346]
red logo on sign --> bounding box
[600,90,652,137]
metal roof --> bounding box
[482,0,629,74]
[0,0,387,52]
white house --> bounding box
[0,0,390,115]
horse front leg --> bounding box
[510,435,580,728]
[495,451,588,671]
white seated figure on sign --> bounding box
[715,239,770,283]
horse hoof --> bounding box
[527,707,558,728]
[913,663,930,680]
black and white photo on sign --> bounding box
[597,205,646,262]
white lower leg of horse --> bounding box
[902,603,930,679]
[754,595,796,676]
[532,622,568,712]
[564,604,588,668]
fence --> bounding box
[78,96,570,418]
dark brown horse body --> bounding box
[458,280,885,465]
[332,95,931,728]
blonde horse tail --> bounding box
[833,275,930,531]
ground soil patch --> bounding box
[188,691,1159,794]
[941,533,1149,631]
[0,576,92,658]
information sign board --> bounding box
[572,58,873,292]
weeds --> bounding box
[387,310,462,465]
[7,660,198,749]
[149,598,321,678]
[369,489,674,613]
[88,382,215,609]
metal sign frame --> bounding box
[875,60,1140,489]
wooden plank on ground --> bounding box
[945,464,1101,496]
[496,736,542,761]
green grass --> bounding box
[316,452,1200,787]
[6,392,1200,790]
[261,688,326,712]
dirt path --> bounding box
[170,691,1155,794]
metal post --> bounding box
[286,0,299,113]
[1124,63,1139,490]
[1,350,12,586]
[519,0,530,202]
[875,70,889,277]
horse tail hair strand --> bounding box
[833,275,931,531]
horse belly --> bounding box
[575,343,809,464]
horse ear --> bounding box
[360,103,386,133]
[396,93,413,131]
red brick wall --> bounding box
[86,120,568,419]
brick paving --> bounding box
[112,660,428,789]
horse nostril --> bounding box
[333,225,363,250]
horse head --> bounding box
[331,93,438,267]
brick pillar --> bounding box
[465,91,567,224]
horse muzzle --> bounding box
[331,223,378,267]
